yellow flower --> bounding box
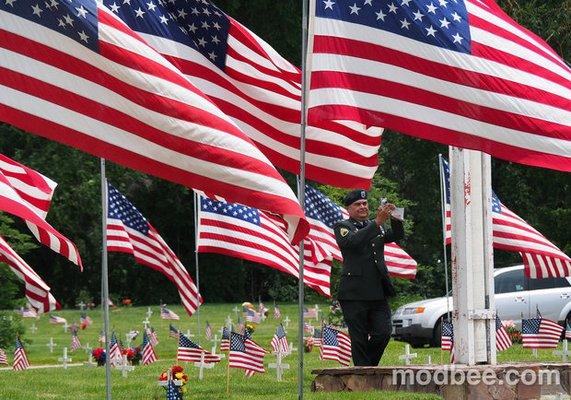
[175,372,184,380]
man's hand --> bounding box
[374,203,396,226]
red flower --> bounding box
[171,365,184,374]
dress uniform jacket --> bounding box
[334,218,404,301]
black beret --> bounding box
[343,189,367,206]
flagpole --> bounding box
[194,191,201,345]
[438,154,451,322]
[298,0,311,398]
[100,158,112,400]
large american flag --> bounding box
[228,331,267,377]
[141,331,158,365]
[320,325,351,366]
[12,337,29,371]
[440,158,571,278]
[0,156,81,268]
[102,0,383,189]
[308,0,571,172]
[106,183,202,317]
[0,235,59,314]
[495,316,512,352]
[304,184,417,279]
[270,324,289,355]
[0,0,309,244]
[177,333,221,363]
[197,194,333,297]
[522,317,563,349]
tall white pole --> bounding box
[100,159,112,399]
[438,154,451,321]
[449,148,496,365]
[194,191,201,345]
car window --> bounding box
[494,269,527,294]
[529,277,571,290]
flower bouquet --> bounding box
[158,365,189,399]
[503,320,522,344]
[92,347,106,366]
[304,336,314,353]
[123,346,142,365]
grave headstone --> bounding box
[58,347,72,369]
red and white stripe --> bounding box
[0,5,308,244]
[142,342,157,365]
[496,319,513,352]
[229,338,267,377]
[309,0,571,172]
[0,236,58,314]
[13,342,29,371]
[70,335,82,352]
[107,219,202,317]
[0,159,81,268]
[0,348,7,365]
[177,347,221,364]
[135,11,382,189]
[320,328,352,366]
[522,319,563,349]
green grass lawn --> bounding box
[0,304,564,399]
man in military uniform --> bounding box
[334,189,404,366]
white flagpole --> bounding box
[438,154,451,321]
[100,159,112,400]
[194,191,201,345]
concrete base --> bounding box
[311,363,571,399]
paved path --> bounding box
[0,363,85,371]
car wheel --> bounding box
[562,312,571,339]
[431,315,449,347]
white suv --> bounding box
[392,265,571,347]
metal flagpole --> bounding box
[100,159,112,400]
[438,154,451,321]
[194,191,201,345]
[298,0,311,397]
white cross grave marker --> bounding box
[225,315,232,327]
[78,301,86,311]
[287,341,297,355]
[29,323,38,334]
[84,353,97,368]
[125,333,133,348]
[283,316,290,329]
[84,343,91,354]
[184,329,193,339]
[532,348,539,358]
[269,350,290,381]
[554,340,571,362]
[232,306,240,318]
[58,347,72,369]
[142,318,150,329]
[398,344,417,366]
[146,307,153,319]
[63,321,69,333]
[193,351,215,380]
[47,337,58,353]
[209,335,225,360]
[314,304,321,321]
[117,355,135,378]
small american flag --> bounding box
[308,0,571,171]
[0,348,7,365]
[177,333,221,363]
[270,324,289,355]
[220,327,230,352]
[304,322,315,335]
[565,323,571,340]
[205,322,213,341]
[441,158,571,278]
[13,337,29,371]
[98,330,106,344]
[522,317,563,349]
[107,184,202,317]
[166,378,180,400]
[228,331,267,377]
[108,332,123,364]
[273,306,281,319]
[320,325,351,366]
[146,327,159,347]
[141,331,157,365]
[49,315,67,325]
[20,307,38,319]
[161,307,181,321]
[313,328,323,348]
[70,332,82,352]
[441,321,454,351]
[245,309,261,324]
[169,324,180,339]
[303,307,318,319]
[495,316,512,352]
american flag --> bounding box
[320,325,351,366]
[304,185,417,279]
[197,194,333,297]
[245,309,261,324]
[80,313,92,329]
[273,306,281,319]
[0,156,82,269]
[70,331,82,352]
[205,321,213,341]
[166,379,180,400]
[102,0,383,189]
[270,324,289,354]
[146,327,159,347]
[308,0,571,172]
[313,328,323,347]
[441,321,454,351]
[522,317,563,349]
[169,324,180,338]
[228,331,267,377]
[106,183,202,317]
[495,316,512,352]
[303,307,318,319]
[304,322,315,335]
[49,315,66,324]
[0,348,8,365]
[141,330,158,365]
[13,337,29,371]
[109,331,123,364]
[161,306,181,321]
[220,326,230,352]
[0,0,309,245]
[20,306,38,319]
[440,158,571,278]
[177,333,221,363]
[566,323,571,341]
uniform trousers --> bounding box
[339,299,392,366]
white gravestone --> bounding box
[269,350,290,381]
[398,344,417,366]
[47,337,58,353]
[58,347,72,369]
[117,355,135,378]
[193,351,215,380]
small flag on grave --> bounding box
[205,322,213,341]
[71,331,82,352]
[169,324,180,339]
[270,324,289,354]
[320,325,351,366]
[49,315,67,324]
[141,331,157,365]
[0,348,7,365]
[220,327,230,352]
[13,337,29,371]
[177,333,221,363]
[495,316,512,352]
